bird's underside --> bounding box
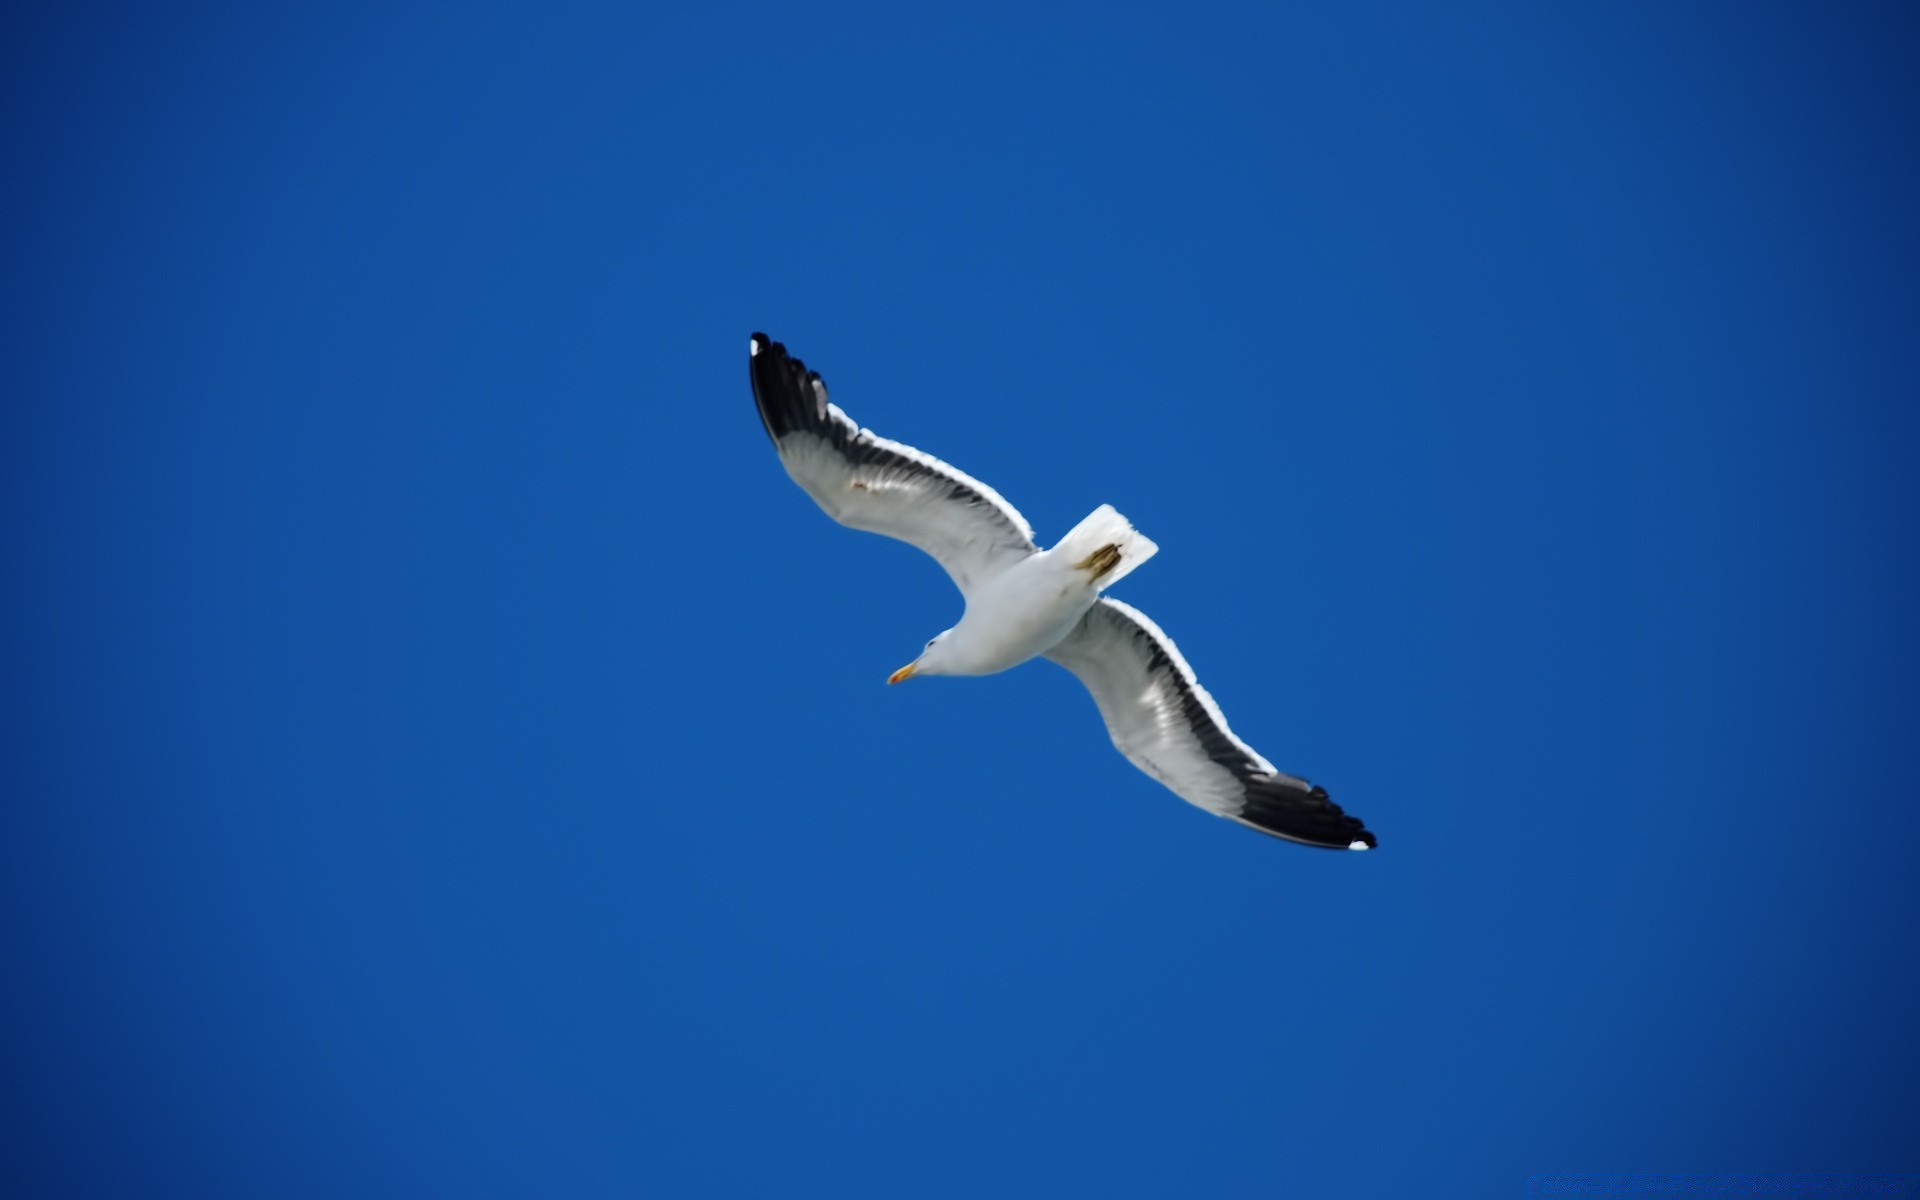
[748,332,1376,851]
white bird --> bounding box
[748,333,1375,850]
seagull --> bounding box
[748,333,1376,850]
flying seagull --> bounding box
[748,333,1375,850]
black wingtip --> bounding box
[1315,784,1377,851]
[747,332,838,450]
[1235,779,1378,850]
[748,333,804,443]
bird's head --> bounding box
[888,630,954,684]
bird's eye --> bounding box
[926,638,937,648]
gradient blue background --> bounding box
[5,3,1917,1196]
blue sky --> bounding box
[4,2,1917,1196]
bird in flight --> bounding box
[748,333,1375,850]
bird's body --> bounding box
[919,503,1157,677]
[748,333,1376,851]
[937,553,1093,675]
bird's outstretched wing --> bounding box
[1046,598,1376,849]
[749,333,1037,595]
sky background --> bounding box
[4,2,1918,1196]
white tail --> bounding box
[1054,503,1159,588]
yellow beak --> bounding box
[887,662,917,685]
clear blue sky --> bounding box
[4,2,1916,1196]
